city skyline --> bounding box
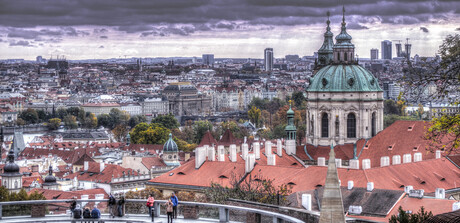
[0,0,459,60]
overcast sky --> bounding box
[0,0,459,60]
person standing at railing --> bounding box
[146,194,155,217]
[166,199,174,223]
[69,196,77,217]
[91,205,101,219]
[108,193,117,218]
[73,204,83,219]
[117,195,125,217]
[170,192,178,219]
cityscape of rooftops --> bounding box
[0,0,459,223]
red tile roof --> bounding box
[64,162,140,184]
[198,131,218,147]
[142,157,167,168]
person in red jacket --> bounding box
[146,194,155,217]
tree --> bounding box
[20,108,39,124]
[112,125,129,142]
[384,99,400,115]
[248,106,261,128]
[384,114,417,128]
[426,114,460,155]
[192,120,213,143]
[128,115,147,128]
[36,109,48,122]
[97,114,111,127]
[16,118,25,126]
[56,108,68,119]
[389,206,433,223]
[109,108,130,129]
[291,91,305,108]
[47,118,61,130]
[151,113,179,129]
[130,123,170,144]
[63,115,78,129]
[84,113,98,129]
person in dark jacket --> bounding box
[91,205,101,219]
[82,207,92,223]
[69,197,77,217]
[117,195,125,217]
[73,204,82,219]
[170,193,178,219]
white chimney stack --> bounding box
[207,146,216,161]
[453,202,460,212]
[276,139,283,156]
[435,188,445,199]
[229,144,237,162]
[99,162,105,172]
[245,154,256,173]
[362,159,371,169]
[242,143,249,160]
[348,206,363,215]
[265,141,272,155]
[195,147,207,169]
[217,145,225,162]
[285,139,296,155]
[367,182,374,192]
[335,159,342,168]
[301,194,312,211]
[404,185,414,193]
[318,157,326,166]
[253,142,260,159]
[403,154,412,163]
[436,150,441,159]
[380,156,390,167]
[414,152,422,162]
[267,154,276,166]
[392,155,401,165]
[348,181,354,190]
[84,161,89,171]
[349,159,359,169]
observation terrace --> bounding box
[0,199,308,223]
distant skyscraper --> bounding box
[381,40,392,60]
[370,49,379,60]
[202,54,214,66]
[395,43,402,57]
[264,48,273,71]
[404,43,412,59]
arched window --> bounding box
[3,181,7,188]
[347,113,356,138]
[371,112,376,137]
[321,113,329,138]
[344,52,348,61]
[337,52,341,61]
[14,180,18,189]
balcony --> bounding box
[0,199,305,223]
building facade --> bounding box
[381,40,392,60]
[162,83,211,116]
[264,48,274,71]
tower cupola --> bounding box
[333,7,355,64]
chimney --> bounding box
[244,136,247,143]
[414,152,422,162]
[380,156,390,167]
[265,141,272,155]
[403,154,412,163]
[207,146,216,161]
[245,154,256,173]
[229,144,237,162]
[31,165,39,172]
[253,142,260,159]
[285,139,296,155]
[436,150,441,159]
[404,185,414,193]
[195,147,206,169]
[367,182,374,192]
[185,153,190,162]
[409,189,424,198]
[348,181,354,190]
[242,143,249,160]
[335,159,342,168]
[100,162,105,172]
[267,154,276,166]
[84,161,89,171]
[348,206,363,215]
[392,155,401,165]
[276,139,282,157]
[453,202,460,212]
[435,188,445,199]
[318,157,326,166]
[301,194,312,211]
[217,145,225,162]
[362,159,371,169]
[349,159,359,169]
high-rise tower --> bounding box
[381,40,392,59]
[264,48,274,71]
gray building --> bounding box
[264,48,274,71]
[381,40,392,60]
[202,54,214,66]
[370,49,379,60]
[163,84,211,116]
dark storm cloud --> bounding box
[347,23,369,30]
[9,40,32,47]
[420,27,429,33]
[100,36,108,39]
[456,27,460,31]
[0,0,457,37]
[7,27,89,41]
[99,45,104,48]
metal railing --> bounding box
[0,199,305,223]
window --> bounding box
[344,52,348,61]
[321,113,329,138]
[337,52,341,61]
[371,112,376,137]
[347,113,356,138]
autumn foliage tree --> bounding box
[130,123,170,144]
[248,106,261,128]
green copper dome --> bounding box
[307,65,382,92]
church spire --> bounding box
[317,11,334,67]
[333,6,355,64]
